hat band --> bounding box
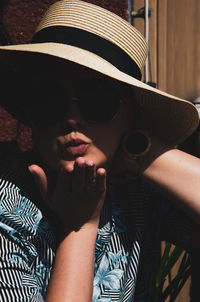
[32,26,141,80]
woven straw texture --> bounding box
[0,0,198,146]
[36,0,148,71]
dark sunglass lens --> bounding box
[75,79,120,123]
[27,79,68,126]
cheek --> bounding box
[89,124,123,165]
[33,127,59,159]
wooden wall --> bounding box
[133,1,200,301]
[133,0,200,100]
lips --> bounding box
[64,139,89,156]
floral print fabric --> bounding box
[0,154,193,301]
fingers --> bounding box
[96,168,106,195]
[42,155,106,201]
[64,158,106,194]
[28,164,48,200]
[29,160,106,197]
[85,161,96,193]
[71,158,97,193]
[58,158,95,192]
[56,168,73,193]
[71,158,86,191]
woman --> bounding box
[0,1,199,301]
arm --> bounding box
[29,158,106,302]
[111,138,200,224]
[142,148,200,223]
[46,223,98,302]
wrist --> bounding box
[139,139,173,177]
[57,219,99,242]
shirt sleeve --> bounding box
[0,157,55,302]
[0,225,45,302]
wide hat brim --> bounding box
[0,42,198,146]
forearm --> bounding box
[142,148,200,222]
[46,222,98,302]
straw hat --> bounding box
[0,0,198,146]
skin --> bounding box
[113,137,200,223]
[28,61,200,301]
[29,62,133,301]
[30,63,133,231]
[31,62,132,174]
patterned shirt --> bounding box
[0,151,193,301]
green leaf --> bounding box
[161,267,191,301]
[177,252,191,274]
[148,242,191,302]
[155,242,171,287]
[161,245,183,279]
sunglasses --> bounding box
[22,78,122,126]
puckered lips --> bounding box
[63,139,89,156]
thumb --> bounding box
[29,164,48,200]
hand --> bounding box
[29,157,106,235]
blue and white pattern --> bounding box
[0,156,55,301]
[0,153,193,301]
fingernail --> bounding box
[87,161,94,167]
[28,166,35,175]
[98,168,106,175]
[76,157,85,167]
[65,165,74,172]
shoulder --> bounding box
[0,147,44,231]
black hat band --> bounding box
[32,26,142,80]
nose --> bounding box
[62,101,85,130]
